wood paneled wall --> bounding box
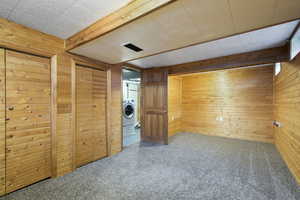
[171,66,274,143]
[107,65,122,155]
[168,76,182,136]
[0,49,5,195]
[274,53,300,184]
[52,54,110,176]
[0,19,123,195]
[0,18,64,57]
[0,18,73,179]
[51,54,74,177]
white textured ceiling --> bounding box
[70,0,300,64]
[128,20,299,68]
[0,0,132,39]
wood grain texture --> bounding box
[52,54,74,177]
[141,69,168,144]
[166,46,289,75]
[0,18,64,57]
[51,54,108,176]
[67,53,108,71]
[91,69,107,160]
[76,66,107,167]
[0,49,5,195]
[168,76,182,137]
[50,56,57,178]
[66,0,176,50]
[107,65,122,155]
[180,66,274,143]
[71,59,77,172]
[274,53,300,184]
[5,50,51,193]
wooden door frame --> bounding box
[0,49,56,182]
[71,58,108,169]
[121,66,142,149]
[0,48,6,195]
[0,48,55,187]
[50,55,58,177]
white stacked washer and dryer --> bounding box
[122,80,140,146]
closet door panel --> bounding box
[5,50,51,193]
[76,66,107,167]
[0,49,5,195]
[76,66,94,166]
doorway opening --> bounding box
[122,68,141,147]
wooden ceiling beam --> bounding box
[65,0,176,51]
[165,45,290,75]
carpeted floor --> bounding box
[1,133,299,200]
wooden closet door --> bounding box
[141,69,168,145]
[5,50,51,193]
[0,49,5,195]
[76,66,107,167]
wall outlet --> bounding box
[172,116,175,121]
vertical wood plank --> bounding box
[71,59,76,171]
[106,68,112,156]
[54,54,75,176]
[0,48,5,196]
[49,54,75,177]
[107,65,122,155]
[50,55,57,177]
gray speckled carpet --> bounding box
[1,133,299,200]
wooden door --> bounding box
[141,69,168,144]
[5,50,51,193]
[0,49,5,195]
[76,65,107,167]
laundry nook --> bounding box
[122,69,141,147]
